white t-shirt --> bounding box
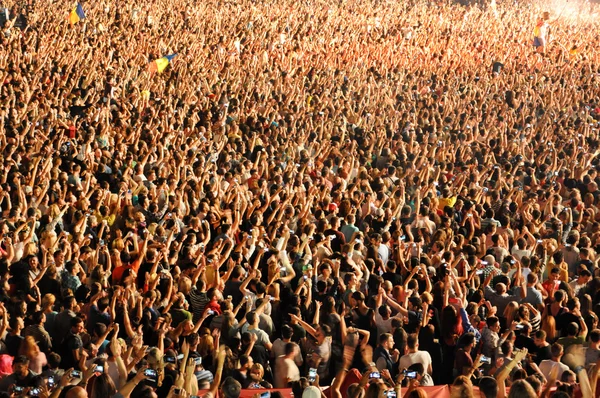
[274,357,300,388]
[539,360,569,381]
[399,351,432,375]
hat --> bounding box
[375,208,384,218]
[303,386,322,398]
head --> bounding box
[507,380,537,398]
[478,376,498,398]
[221,376,242,398]
[379,333,395,350]
[12,355,30,378]
[550,343,564,360]
[70,316,85,334]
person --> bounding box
[0,356,37,391]
[59,317,85,370]
[274,342,301,388]
[231,354,253,388]
[569,269,591,297]
[532,330,552,365]
[585,329,600,368]
[23,310,53,355]
[478,376,498,398]
[272,325,302,367]
[532,11,551,53]
[374,333,399,377]
[399,334,432,378]
[538,343,569,381]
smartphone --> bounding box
[174,388,182,395]
[537,239,543,244]
[47,376,56,388]
[480,355,491,364]
[165,356,177,364]
[96,365,104,373]
[71,370,82,378]
[260,393,271,398]
[144,369,158,378]
[13,386,24,393]
[481,261,488,265]
[403,370,417,379]
[207,310,215,315]
[309,367,317,382]
[386,391,397,398]
[476,270,484,275]
[29,388,41,396]
[194,357,202,365]
[99,239,105,246]
[369,371,381,379]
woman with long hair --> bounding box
[440,305,462,385]
[88,360,117,398]
[541,314,557,343]
[503,301,520,330]
[18,336,47,373]
[197,328,216,370]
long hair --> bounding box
[90,374,117,398]
[441,305,462,345]
[197,328,215,357]
[541,314,557,342]
[18,336,40,360]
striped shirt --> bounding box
[189,288,210,323]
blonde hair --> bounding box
[504,301,519,326]
[19,336,40,359]
[41,294,56,310]
[197,329,215,357]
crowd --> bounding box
[0,0,600,396]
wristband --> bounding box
[574,365,585,374]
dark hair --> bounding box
[589,329,600,343]
[284,342,296,356]
[32,311,44,324]
[71,316,84,328]
[478,376,498,398]
[281,325,293,340]
[221,376,242,398]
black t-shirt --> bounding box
[223,280,244,307]
[514,335,536,354]
[533,344,552,365]
[556,312,579,336]
[382,271,403,287]
[60,332,83,370]
[4,334,24,357]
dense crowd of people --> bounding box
[1,0,600,397]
